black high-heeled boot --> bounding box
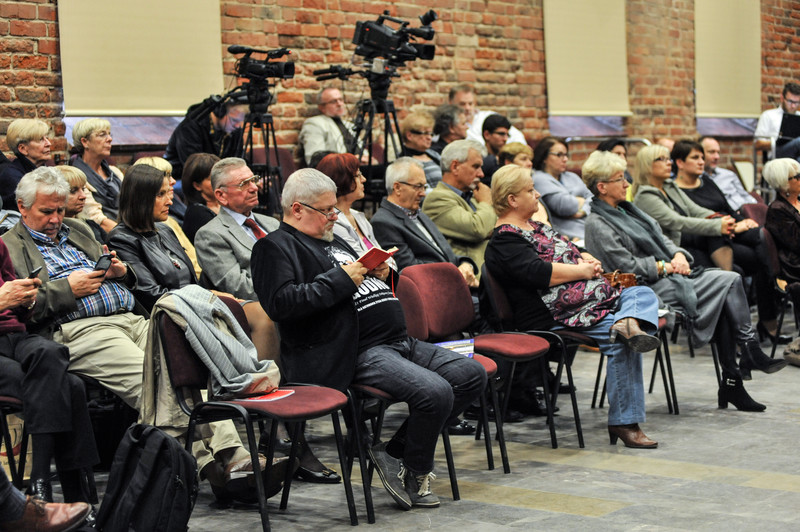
[718,376,766,411]
[739,340,787,380]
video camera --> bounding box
[352,10,437,66]
[228,45,295,81]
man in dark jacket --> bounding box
[252,168,486,511]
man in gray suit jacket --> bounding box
[298,88,358,166]
[194,158,279,300]
[372,158,478,286]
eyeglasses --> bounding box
[222,175,259,190]
[549,152,568,159]
[321,98,344,105]
[299,202,339,220]
[604,177,626,185]
[789,174,800,181]
[92,131,111,139]
[409,129,433,136]
[785,98,800,106]
[654,157,672,163]
[397,181,426,191]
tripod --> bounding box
[348,74,403,204]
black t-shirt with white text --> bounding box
[324,242,407,352]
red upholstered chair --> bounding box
[399,263,558,448]
[249,146,297,185]
[395,272,507,473]
[480,264,585,448]
[0,396,27,488]
[740,202,767,227]
[158,296,358,532]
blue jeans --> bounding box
[0,467,26,522]
[554,286,659,425]
[355,338,487,474]
[777,136,800,161]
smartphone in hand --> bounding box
[94,254,113,273]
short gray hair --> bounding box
[763,158,800,193]
[281,168,337,212]
[210,157,248,190]
[16,166,70,210]
[385,157,424,194]
[581,150,628,194]
[441,139,485,173]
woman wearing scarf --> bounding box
[582,150,785,412]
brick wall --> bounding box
[1,0,799,173]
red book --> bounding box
[239,389,295,401]
[357,246,398,270]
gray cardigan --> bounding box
[632,180,720,245]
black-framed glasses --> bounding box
[222,175,259,190]
[409,129,433,136]
[789,173,800,181]
[398,181,426,191]
[298,202,339,220]
[604,177,626,185]
[654,157,672,163]
[785,98,800,105]
[549,152,568,158]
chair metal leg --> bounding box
[710,342,722,385]
[591,355,605,409]
[771,294,788,359]
[0,411,22,488]
[562,358,584,448]
[331,411,359,526]
[279,422,302,510]
[540,358,557,449]
[660,330,679,414]
[476,391,494,471]
[439,430,459,501]
[248,417,271,532]
[346,392,375,524]
[487,377,510,473]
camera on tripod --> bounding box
[229,45,295,81]
[352,10,437,66]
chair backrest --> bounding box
[740,202,768,226]
[158,295,251,390]
[733,160,755,191]
[399,263,474,340]
[395,275,429,340]
[760,227,783,281]
[479,263,514,331]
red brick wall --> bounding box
[1,0,799,173]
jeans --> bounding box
[776,136,800,161]
[0,467,26,522]
[554,286,659,426]
[355,337,486,474]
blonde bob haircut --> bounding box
[632,144,670,199]
[498,142,533,166]
[133,156,173,175]
[6,119,50,152]
[491,164,533,216]
[581,150,628,195]
[400,111,435,139]
[55,165,88,188]
[763,158,800,193]
[72,118,111,150]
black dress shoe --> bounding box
[757,321,792,344]
[28,478,53,503]
[447,419,476,436]
[294,465,341,484]
[509,388,559,416]
[463,404,525,423]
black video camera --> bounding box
[229,45,295,81]
[352,10,437,66]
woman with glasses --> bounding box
[400,111,442,189]
[583,150,784,412]
[764,159,800,285]
[0,119,52,212]
[317,153,390,258]
[70,119,124,226]
[531,136,593,240]
[632,144,736,271]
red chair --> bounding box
[249,146,297,185]
[740,202,768,226]
[399,263,557,448]
[157,297,358,532]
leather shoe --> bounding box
[28,477,53,503]
[463,404,525,423]
[0,496,90,532]
[608,423,658,448]
[609,318,660,352]
[294,465,341,484]
[447,419,476,436]
[509,388,559,416]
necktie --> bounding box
[244,218,267,240]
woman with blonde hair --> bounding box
[400,110,442,188]
[0,118,52,210]
[70,118,124,223]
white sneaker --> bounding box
[403,466,439,508]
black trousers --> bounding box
[0,332,98,471]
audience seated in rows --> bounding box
[298,87,360,167]
[252,168,486,509]
[448,84,526,147]
[700,136,758,212]
[583,149,785,412]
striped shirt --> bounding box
[27,224,135,324]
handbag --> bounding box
[602,270,637,289]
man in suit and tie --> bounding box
[420,139,496,273]
[194,158,279,300]
[371,157,478,287]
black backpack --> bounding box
[96,424,199,532]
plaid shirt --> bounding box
[27,224,134,324]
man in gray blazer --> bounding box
[194,158,279,300]
[372,158,478,285]
[298,88,358,166]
